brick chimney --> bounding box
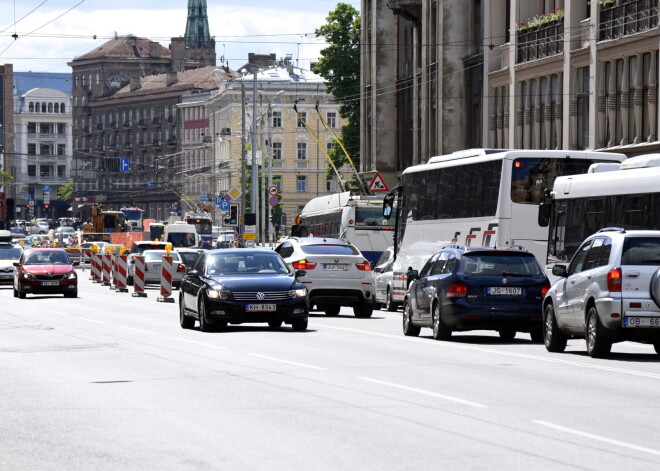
[166,71,178,86]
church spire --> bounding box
[184,0,212,49]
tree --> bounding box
[57,180,73,202]
[314,3,361,183]
[0,164,11,187]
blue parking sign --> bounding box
[120,158,130,172]
[220,201,230,211]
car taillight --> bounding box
[177,264,186,273]
[356,260,371,271]
[607,267,622,292]
[541,281,551,296]
[292,259,317,270]
[446,281,468,298]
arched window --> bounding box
[54,103,60,113]
[61,103,66,113]
[29,102,34,112]
[48,103,53,113]
[41,103,47,112]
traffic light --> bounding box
[44,204,49,209]
[224,204,238,226]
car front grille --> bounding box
[35,274,64,281]
[231,291,293,301]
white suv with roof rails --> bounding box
[275,237,376,317]
[543,228,660,358]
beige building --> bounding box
[205,60,350,239]
[362,0,660,183]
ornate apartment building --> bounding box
[362,0,660,184]
[68,0,220,220]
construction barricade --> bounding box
[131,256,147,297]
[113,254,129,293]
[101,254,112,286]
[90,252,102,282]
[157,251,175,303]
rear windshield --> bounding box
[0,247,22,260]
[622,237,660,265]
[178,252,201,263]
[301,245,360,256]
[461,253,543,276]
[134,243,167,254]
[145,252,181,262]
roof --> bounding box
[72,35,171,62]
[238,65,325,84]
[14,72,72,96]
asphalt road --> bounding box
[2,271,660,470]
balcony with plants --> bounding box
[599,0,659,41]
[516,9,565,64]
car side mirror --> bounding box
[373,266,383,273]
[295,269,307,278]
[72,261,80,266]
[551,264,568,278]
[188,269,199,277]
[407,269,420,283]
[13,262,20,267]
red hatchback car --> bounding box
[13,248,78,298]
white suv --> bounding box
[543,228,660,358]
[275,237,376,317]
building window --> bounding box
[57,144,66,156]
[297,112,307,128]
[27,123,36,134]
[327,112,336,128]
[272,142,282,160]
[272,111,282,128]
[326,179,335,192]
[326,142,334,154]
[58,165,66,177]
[40,144,53,156]
[60,103,65,113]
[27,144,37,155]
[28,165,36,177]
[29,102,34,112]
[274,176,282,191]
[57,123,65,135]
[40,165,51,177]
[296,175,307,192]
[297,142,307,160]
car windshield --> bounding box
[621,237,660,265]
[0,247,22,259]
[461,253,543,276]
[301,244,360,255]
[206,253,290,275]
[24,251,70,265]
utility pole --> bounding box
[251,69,259,242]
[240,69,247,239]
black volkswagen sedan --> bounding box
[179,249,309,332]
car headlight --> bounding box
[207,288,231,299]
[22,272,35,279]
[290,288,307,298]
[67,272,77,279]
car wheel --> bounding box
[13,287,18,298]
[18,289,26,299]
[291,318,308,332]
[432,302,451,340]
[173,282,181,290]
[198,299,212,332]
[179,294,194,329]
[324,306,341,317]
[498,329,516,340]
[544,303,567,352]
[402,299,420,337]
[586,306,611,358]
[268,320,283,329]
[385,288,399,312]
[353,302,373,318]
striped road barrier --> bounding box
[90,252,102,282]
[157,255,175,303]
[114,254,129,293]
[101,254,112,286]
[131,256,147,297]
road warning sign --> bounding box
[368,172,390,193]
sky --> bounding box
[0,0,361,74]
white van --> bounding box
[164,221,200,248]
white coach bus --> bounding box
[539,154,660,266]
[383,148,626,304]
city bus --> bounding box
[539,154,660,266]
[120,207,143,232]
[383,148,627,304]
[294,192,396,263]
[184,212,213,249]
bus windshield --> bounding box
[355,206,396,228]
[186,220,213,235]
[511,158,615,205]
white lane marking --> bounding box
[44,309,73,317]
[534,420,660,457]
[171,337,227,350]
[248,353,327,371]
[77,317,106,325]
[117,326,155,335]
[359,377,487,408]
[315,324,660,381]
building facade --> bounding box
[0,64,14,224]
[362,0,660,183]
[205,60,349,238]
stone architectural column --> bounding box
[524,81,531,149]
[503,86,510,148]
[544,77,552,149]
[607,61,617,147]
[569,70,578,150]
[633,53,644,144]
[649,52,657,142]
[555,74,563,149]
[620,58,630,146]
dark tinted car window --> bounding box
[583,237,604,271]
[420,253,440,277]
[430,252,448,276]
[621,237,660,265]
[597,238,612,266]
[277,242,294,258]
[301,244,360,256]
[461,252,543,276]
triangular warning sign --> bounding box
[368,172,390,193]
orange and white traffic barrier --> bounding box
[131,256,147,297]
[90,252,102,282]
[101,254,112,286]
[157,254,175,303]
[114,254,129,293]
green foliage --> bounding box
[0,164,12,186]
[314,3,361,176]
[57,180,74,202]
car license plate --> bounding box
[324,264,348,271]
[41,281,60,286]
[487,286,522,296]
[246,304,277,312]
[623,316,660,327]
[0,274,12,279]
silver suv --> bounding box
[543,228,660,357]
[275,237,376,317]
